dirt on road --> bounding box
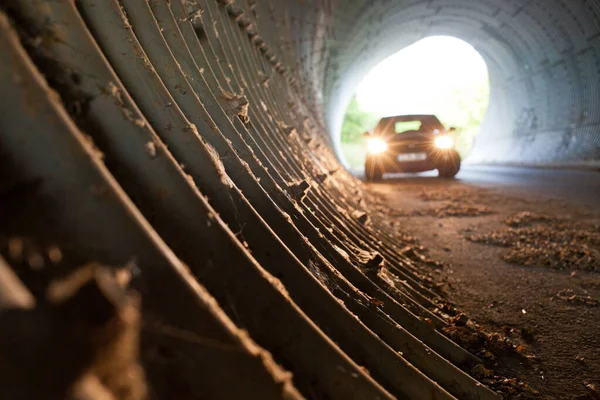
[368,174,600,399]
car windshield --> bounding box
[394,121,423,134]
[376,115,444,137]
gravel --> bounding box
[504,211,556,227]
[555,289,600,307]
[467,218,600,272]
[419,202,494,218]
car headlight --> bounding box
[434,135,454,149]
[367,138,388,154]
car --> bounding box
[363,114,461,181]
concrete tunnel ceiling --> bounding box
[0,0,600,399]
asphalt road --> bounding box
[455,165,600,208]
[365,164,600,208]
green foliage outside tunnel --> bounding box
[340,98,380,169]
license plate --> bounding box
[397,153,427,162]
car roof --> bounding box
[380,114,440,122]
[376,114,444,134]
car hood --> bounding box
[387,132,435,144]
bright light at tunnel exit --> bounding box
[356,36,488,117]
[341,36,489,169]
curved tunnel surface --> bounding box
[0,0,598,399]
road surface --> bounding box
[455,165,600,208]
[358,164,600,207]
[365,165,600,399]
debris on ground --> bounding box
[451,313,469,326]
[504,244,599,271]
[583,381,600,399]
[555,289,600,307]
[419,190,462,202]
[471,364,492,377]
[386,231,419,245]
[504,211,556,227]
[388,209,412,218]
[399,246,427,262]
[580,278,600,290]
[441,311,527,360]
[418,187,487,202]
[368,183,599,399]
[388,201,493,218]
[432,296,541,397]
[441,317,541,398]
[398,245,446,269]
[416,202,494,218]
[468,223,600,271]
[485,378,541,399]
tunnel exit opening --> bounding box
[339,36,490,170]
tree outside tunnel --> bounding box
[340,36,490,170]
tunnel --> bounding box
[320,1,600,166]
[0,1,598,399]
